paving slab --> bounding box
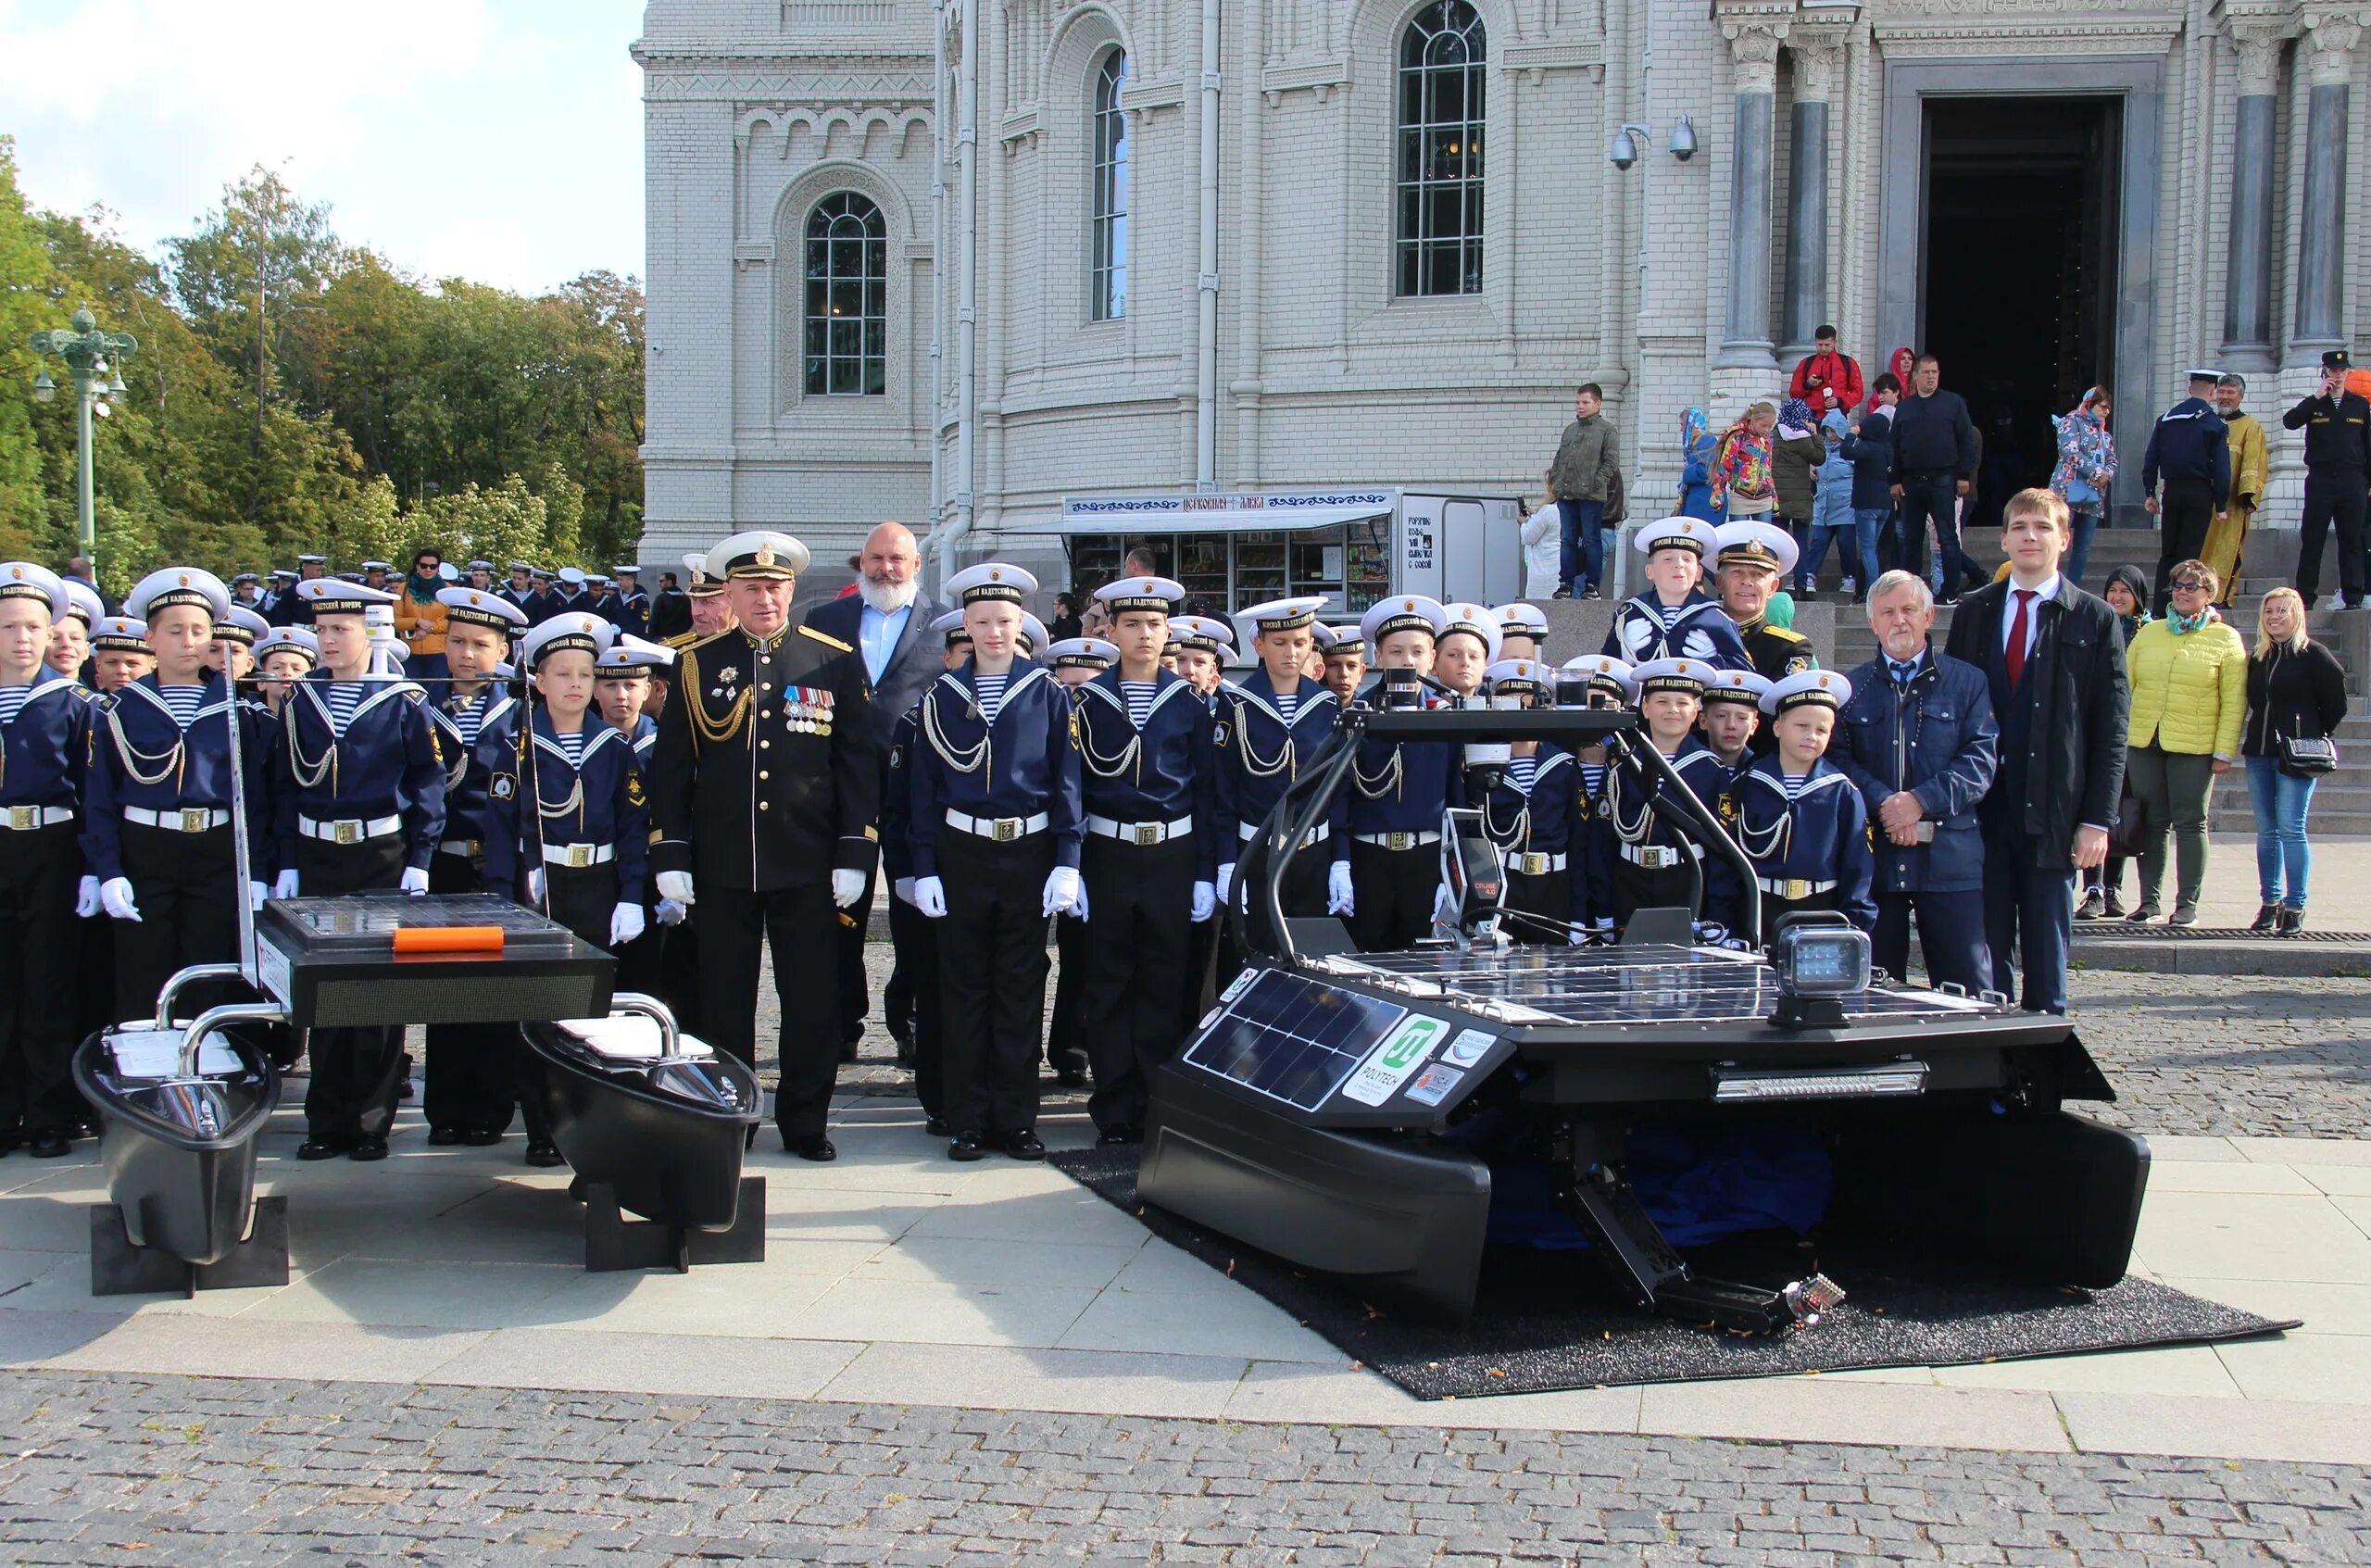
[2056,1388,2371,1464]
[423,1327,866,1399]
[1636,1377,2074,1452]
[816,1342,1253,1420]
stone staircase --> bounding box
[1529,524,2367,835]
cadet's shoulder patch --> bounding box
[1785,654,1814,674]
[798,625,854,654]
[626,771,646,808]
[888,742,905,770]
[1214,720,1232,748]
[1068,710,1082,750]
[491,773,517,801]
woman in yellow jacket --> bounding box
[393,547,451,684]
[2123,558,2248,924]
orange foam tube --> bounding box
[392,925,505,955]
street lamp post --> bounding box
[30,306,138,580]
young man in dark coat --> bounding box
[1942,488,2129,1016]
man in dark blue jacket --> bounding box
[2141,370,2231,612]
[1943,488,2129,1016]
[1838,372,1901,599]
[801,521,948,1061]
[1835,571,1998,993]
[1887,355,1978,602]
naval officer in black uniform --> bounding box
[649,530,877,1162]
[1712,520,1818,684]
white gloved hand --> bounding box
[1043,865,1083,918]
[272,869,300,901]
[1326,861,1356,916]
[1567,922,1587,947]
[1191,880,1217,922]
[831,868,866,909]
[1215,862,1235,905]
[608,901,646,947]
[400,866,431,896]
[1593,915,1613,933]
[914,875,947,919]
[894,876,916,907]
[656,897,689,926]
[99,876,142,922]
[1429,884,1457,930]
[249,881,270,913]
[75,875,102,919]
[525,868,546,905]
[655,870,696,906]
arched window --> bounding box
[1091,49,1130,321]
[803,192,886,396]
[1395,0,1487,298]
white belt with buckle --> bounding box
[1622,843,1692,870]
[438,839,483,858]
[1236,820,1330,847]
[1758,875,1837,899]
[1355,830,1442,852]
[0,805,75,831]
[298,812,404,845]
[542,842,617,868]
[1511,851,1569,876]
[1086,814,1194,847]
[123,806,228,833]
[945,809,1050,843]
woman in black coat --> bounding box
[2241,586,2350,935]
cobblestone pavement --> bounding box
[782,945,2371,1143]
[1,1374,2365,1567]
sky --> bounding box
[1,0,647,295]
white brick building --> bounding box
[636,0,2371,604]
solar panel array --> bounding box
[1181,970,1412,1110]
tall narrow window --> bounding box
[803,192,886,396]
[1395,0,1487,298]
[1091,49,1130,321]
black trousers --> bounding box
[114,821,240,1022]
[0,822,83,1135]
[699,879,841,1137]
[2154,479,2216,612]
[834,859,875,1045]
[297,835,410,1139]
[884,894,920,1045]
[1217,836,1329,984]
[1348,838,1440,952]
[2294,470,2369,606]
[423,850,517,1135]
[1611,852,1700,932]
[1897,470,1964,596]
[935,829,1056,1136]
[891,895,944,1117]
[1502,862,1574,944]
[1047,915,1089,1077]
[658,906,706,1040]
[1080,834,1196,1133]
[71,876,114,1050]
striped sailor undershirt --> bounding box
[323,682,367,735]
[972,671,1009,723]
[1656,601,1683,630]
[448,693,488,746]
[157,684,206,728]
[1120,680,1158,728]
[0,685,30,728]
[1783,771,1810,801]
[556,727,587,766]
[1273,688,1299,724]
[1506,756,1537,794]
[1580,761,1606,798]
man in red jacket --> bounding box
[1790,326,1865,417]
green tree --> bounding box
[0,138,55,558]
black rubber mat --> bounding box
[1050,1146,2299,1400]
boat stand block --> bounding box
[88,1197,290,1297]
[583,1177,768,1273]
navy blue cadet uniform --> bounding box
[1074,660,1220,1137]
[1835,644,1997,992]
[83,671,274,1019]
[1601,590,1751,670]
[488,709,650,945]
[1711,754,1878,945]
[2140,376,2230,612]
[272,662,448,1152]
[1599,736,1729,931]
[1483,746,1583,941]
[0,646,96,1153]
[910,654,1085,1148]
[881,701,947,1124]
[420,677,525,1140]
[1212,670,1348,915]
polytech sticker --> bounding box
[1337,1013,1448,1107]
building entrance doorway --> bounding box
[1921,96,2121,533]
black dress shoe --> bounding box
[1003,1129,1047,1161]
[2277,907,2304,936]
[1097,1124,1141,1147]
[29,1130,70,1159]
[1054,1068,1088,1089]
[427,1126,466,1147]
[786,1133,837,1162]
[349,1135,390,1162]
[924,1116,952,1137]
[947,1130,989,1161]
[523,1140,565,1168]
[2249,903,2281,934]
[296,1133,352,1161]
[839,1036,860,1064]
[462,1128,505,1148]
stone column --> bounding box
[2220,22,2289,374]
[1781,31,1845,362]
[1713,17,1787,375]
[2292,6,2365,353]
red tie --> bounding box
[2005,588,2034,688]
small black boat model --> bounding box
[520,993,767,1273]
